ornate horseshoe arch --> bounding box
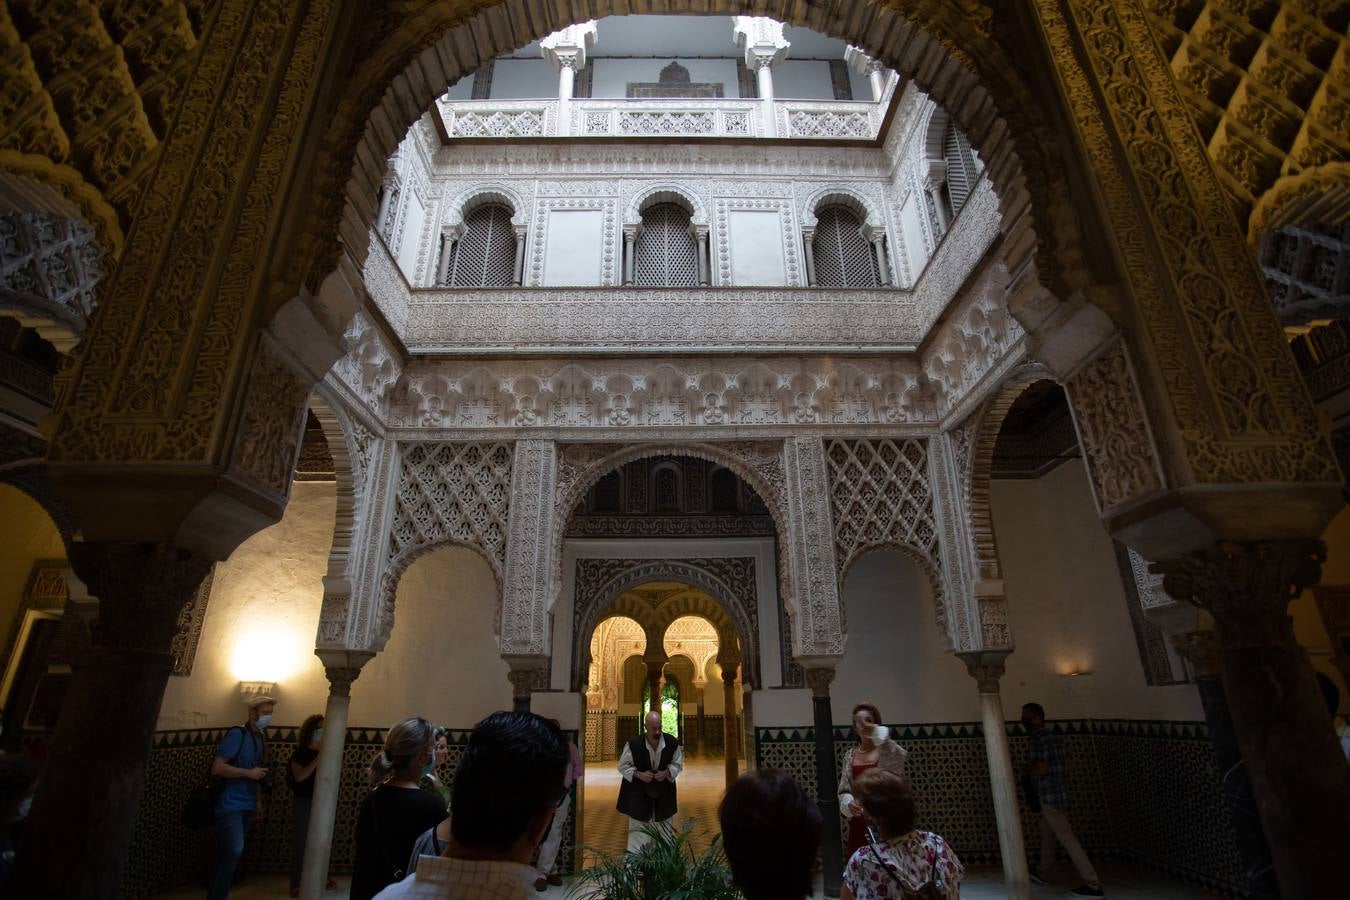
[570,557,759,693]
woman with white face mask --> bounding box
[837,702,908,863]
[0,752,39,893]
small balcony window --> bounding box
[450,203,516,287]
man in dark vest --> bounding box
[617,709,684,851]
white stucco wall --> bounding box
[773,59,834,100]
[727,210,786,285]
[833,551,977,725]
[157,482,337,730]
[992,462,1204,721]
[542,209,604,285]
[489,58,555,99]
[351,545,512,727]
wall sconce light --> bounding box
[238,680,277,705]
[1058,669,1092,678]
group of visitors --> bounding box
[200,693,1118,898]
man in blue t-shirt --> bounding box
[207,695,274,900]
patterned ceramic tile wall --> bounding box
[756,719,1245,897]
[122,726,578,898]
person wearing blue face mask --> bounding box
[208,694,274,900]
[287,714,337,897]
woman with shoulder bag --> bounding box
[841,769,963,900]
[350,717,446,900]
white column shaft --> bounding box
[869,69,886,102]
[979,690,1029,899]
[298,689,350,900]
[757,65,776,138]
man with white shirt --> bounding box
[617,709,684,852]
[374,711,569,900]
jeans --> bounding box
[208,809,253,900]
[291,794,313,889]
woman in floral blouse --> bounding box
[842,768,963,900]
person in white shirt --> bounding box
[616,709,684,852]
[374,711,570,900]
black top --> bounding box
[287,746,318,798]
[350,784,446,900]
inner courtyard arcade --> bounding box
[1,1,1349,899]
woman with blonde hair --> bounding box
[841,769,963,900]
[838,702,908,860]
[350,717,446,900]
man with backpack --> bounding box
[208,695,274,900]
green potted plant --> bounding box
[568,819,742,900]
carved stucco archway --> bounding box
[570,558,758,692]
[550,441,797,644]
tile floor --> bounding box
[153,760,1221,899]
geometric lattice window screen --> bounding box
[824,438,938,575]
[634,203,698,287]
[388,443,514,572]
[812,205,878,288]
[943,124,979,220]
[450,204,516,287]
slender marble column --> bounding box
[556,59,576,137]
[802,228,817,285]
[695,228,710,285]
[806,667,843,898]
[868,67,886,102]
[958,652,1028,900]
[436,231,455,285]
[695,684,706,756]
[870,234,892,286]
[511,227,526,286]
[300,659,369,900]
[623,230,637,285]
[646,659,665,719]
[754,61,776,137]
[721,665,739,787]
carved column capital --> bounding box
[505,655,549,700]
[68,541,213,655]
[957,650,1010,693]
[317,649,374,697]
[804,666,835,698]
[1155,540,1325,647]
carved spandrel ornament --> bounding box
[1063,338,1164,514]
[1037,0,1339,499]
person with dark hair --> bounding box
[617,709,684,852]
[375,710,569,899]
[286,713,336,897]
[838,702,908,860]
[1022,702,1103,897]
[841,769,962,900]
[533,719,583,891]
[0,753,39,893]
[719,769,820,900]
[351,717,446,900]
[208,694,274,900]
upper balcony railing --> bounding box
[435,73,898,142]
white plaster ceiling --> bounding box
[503,15,851,61]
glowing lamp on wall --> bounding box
[230,626,306,685]
[1054,660,1093,677]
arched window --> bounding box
[651,463,681,513]
[634,202,698,287]
[450,203,516,287]
[813,205,878,288]
[942,124,979,220]
[709,467,739,512]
